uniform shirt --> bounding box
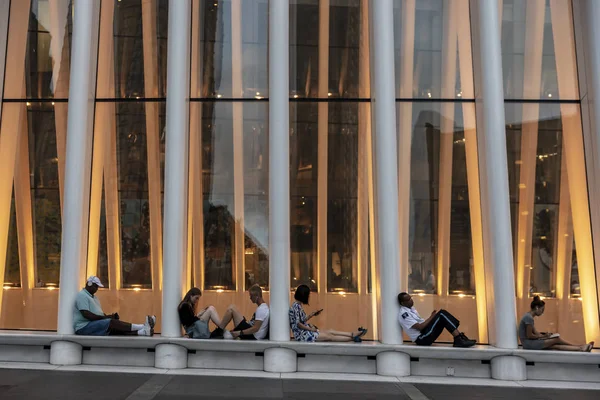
[249,303,270,340]
[397,305,425,342]
[73,289,105,331]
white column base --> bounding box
[376,351,410,377]
[155,343,188,369]
[264,347,296,373]
[50,341,82,365]
[491,355,526,381]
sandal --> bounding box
[355,327,368,338]
[352,335,363,343]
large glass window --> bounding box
[21,0,73,99]
[406,102,477,296]
[4,192,20,287]
[290,103,318,291]
[28,103,62,287]
[500,0,578,100]
[112,0,168,98]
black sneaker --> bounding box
[210,327,224,339]
[453,334,476,348]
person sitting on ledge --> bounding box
[397,292,476,347]
[289,284,367,342]
[519,296,593,352]
[219,284,270,340]
[74,276,155,336]
[178,287,224,339]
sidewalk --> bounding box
[0,363,599,399]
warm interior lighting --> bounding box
[216,94,222,98]
[133,287,141,292]
[458,293,466,298]
[216,289,224,293]
[26,102,31,106]
[413,289,425,293]
[293,94,299,98]
[244,249,255,255]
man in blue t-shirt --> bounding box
[74,276,156,336]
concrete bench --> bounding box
[0,331,598,381]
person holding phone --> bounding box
[219,284,270,340]
[178,287,224,339]
[289,285,367,342]
[519,296,593,351]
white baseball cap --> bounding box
[87,276,104,288]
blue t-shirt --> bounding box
[73,289,105,331]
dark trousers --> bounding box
[415,309,460,346]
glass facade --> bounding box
[0,0,596,350]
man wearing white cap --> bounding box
[73,276,156,336]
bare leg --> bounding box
[550,344,587,352]
[325,329,354,338]
[316,331,353,342]
[199,305,223,328]
[219,304,244,329]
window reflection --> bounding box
[327,103,358,293]
[23,0,73,99]
[500,0,577,100]
[570,241,579,297]
[289,0,364,99]
[112,0,168,98]
[409,107,439,294]
[26,103,62,287]
[393,0,472,99]
[193,0,268,99]
[4,192,20,287]
[96,188,109,288]
[407,102,476,296]
[449,131,475,295]
[506,103,565,298]
[201,102,235,290]
[243,103,268,289]
[290,103,318,290]
[116,102,162,289]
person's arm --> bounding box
[232,320,263,338]
[526,324,547,339]
[80,310,109,321]
[411,310,437,332]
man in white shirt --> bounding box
[397,292,476,347]
[220,284,269,340]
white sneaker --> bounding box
[138,326,151,336]
[146,315,156,329]
[223,330,234,340]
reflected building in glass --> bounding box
[0,0,598,361]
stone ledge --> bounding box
[0,331,598,365]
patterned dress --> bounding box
[289,301,319,342]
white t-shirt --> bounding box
[397,305,425,342]
[250,303,270,340]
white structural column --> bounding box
[50,0,100,365]
[577,0,600,333]
[369,0,410,377]
[436,1,458,296]
[264,0,296,373]
[550,0,600,344]
[156,0,191,369]
[396,0,415,293]
[316,0,329,295]
[457,0,488,343]
[472,0,524,380]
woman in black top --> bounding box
[178,287,224,339]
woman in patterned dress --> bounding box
[289,285,367,342]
